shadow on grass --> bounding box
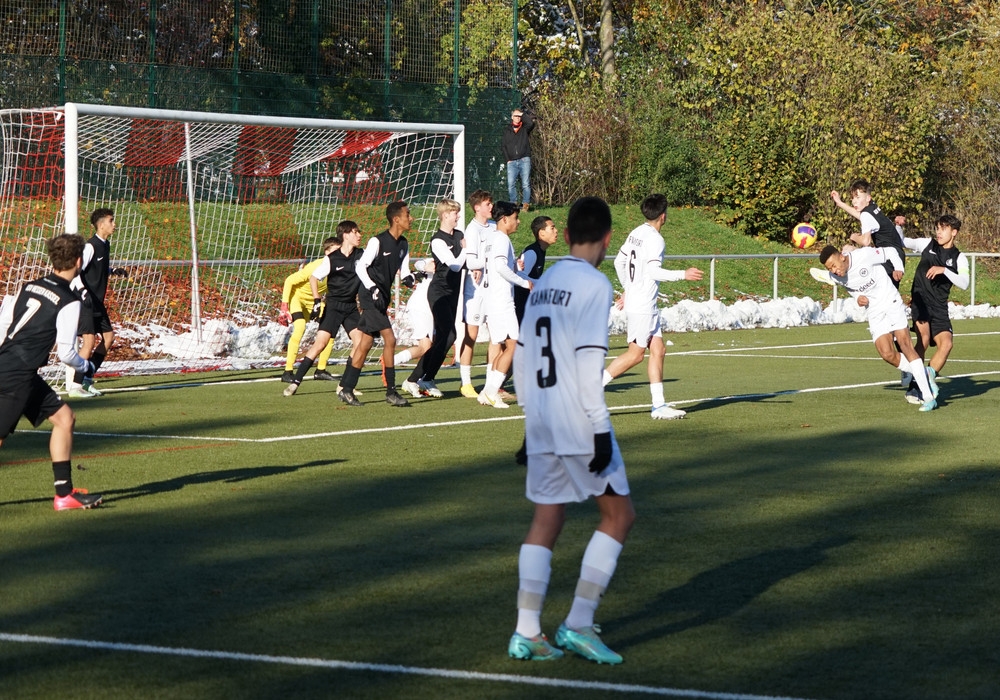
[0,460,343,508]
[939,375,1000,401]
[611,535,853,650]
[101,459,345,502]
[3,421,1000,699]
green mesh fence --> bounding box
[0,0,517,195]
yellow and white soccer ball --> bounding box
[791,222,817,249]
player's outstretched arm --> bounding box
[830,190,862,221]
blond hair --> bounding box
[437,198,461,216]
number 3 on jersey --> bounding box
[535,316,557,388]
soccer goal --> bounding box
[0,103,464,380]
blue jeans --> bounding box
[506,157,531,206]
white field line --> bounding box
[0,632,812,700]
[68,369,1000,444]
[49,333,1000,444]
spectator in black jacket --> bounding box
[502,109,537,211]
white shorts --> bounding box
[485,302,519,342]
[463,276,486,326]
[626,311,661,348]
[409,305,433,341]
[867,298,908,341]
[526,438,629,505]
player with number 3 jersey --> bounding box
[510,197,634,666]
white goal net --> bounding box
[0,103,464,382]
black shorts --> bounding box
[358,308,391,335]
[92,297,114,334]
[77,294,96,335]
[910,294,952,339]
[0,373,64,439]
[318,301,361,337]
[77,295,113,335]
[356,286,392,335]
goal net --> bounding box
[0,104,464,383]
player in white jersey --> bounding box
[459,189,498,397]
[509,196,632,665]
[815,244,937,411]
[395,259,436,398]
[478,201,532,408]
[604,194,703,420]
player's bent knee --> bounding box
[50,404,75,430]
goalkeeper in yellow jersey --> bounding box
[278,237,339,383]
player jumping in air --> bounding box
[815,244,938,411]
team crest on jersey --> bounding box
[859,267,870,278]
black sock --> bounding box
[341,363,361,391]
[73,369,84,384]
[384,366,396,389]
[408,356,426,383]
[53,460,73,497]
[91,352,106,376]
[293,356,314,384]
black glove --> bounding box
[111,267,129,278]
[310,298,325,321]
[369,286,387,312]
[515,437,527,466]
[588,432,613,474]
[401,274,416,289]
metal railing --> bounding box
[544,252,998,305]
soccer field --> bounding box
[2,319,999,700]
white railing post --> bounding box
[970,254,977,306]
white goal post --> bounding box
[0,103,465,379]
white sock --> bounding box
[460,364,472,386]
[602,369,613,387]
[485,369,504,396]
[516,544,552,638]
[565,531,623,631]
[650,381,665,407]
[907,358,933,401]
[394,349,412,365]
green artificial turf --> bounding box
[2,320,999,699]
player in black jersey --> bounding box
[901,214,970,403]
[0,234,102,510]
[67,208,128,397]
[831,180,906,288]
[283,222,366,397]
[514,215,558,324]
[337,201,415,407]
[401,198,467,397]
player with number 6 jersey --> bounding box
[604,194,703,420]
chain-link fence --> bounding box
[0,0,517,194]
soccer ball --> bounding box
[791,222,817,249]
